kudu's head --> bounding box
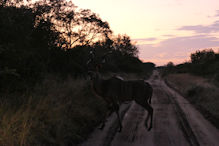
[87,71,99,81]
[87,49,112,80]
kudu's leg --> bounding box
[145,104,153,131]
[136,101,153,131]
[113,103,123,132]
[148,96,152,104]
[148,91,153,104]
[99,105,114,130]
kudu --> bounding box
[87,51,153,132]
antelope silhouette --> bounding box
[87,51,153,132]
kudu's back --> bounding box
[98,76,123,103]
[120,80,153,103]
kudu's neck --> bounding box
[92,72,104,96]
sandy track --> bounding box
[81,71,219,146]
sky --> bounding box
[73,0,219,66]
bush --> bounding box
[165,73,219,128]
[0,76,107,145]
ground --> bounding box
[81,70,219,146]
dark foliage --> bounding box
[161,49,219,81]
[0,1,155,145]
[0,1,151,93]
[0,5,59,91]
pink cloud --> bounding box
[139,35,219,66]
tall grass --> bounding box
[0,76,107,145]
[165,73,219,128]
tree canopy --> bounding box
[0,0,148,92]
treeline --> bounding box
[0,1,154,145]
[162,49,219,81]
[0,0,154,93]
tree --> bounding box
[30,0,112,49]
[167,61,174,67]
[0,3,61,89]
[191,49,215,64]
[113,34,138,57]
[0,0,143,85]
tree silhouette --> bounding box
[30,0,112,49]
[0,0,146,91]
[113,34,138,57]
[191,49,215,64]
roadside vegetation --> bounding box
[0,77,107,145]
[161,49,219,129]
[0,0,154,145]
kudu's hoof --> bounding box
[147,127,152,131]
[117,126,122,132]
[98,124,105,130]
[99,127,104,130]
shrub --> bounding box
[0,77,107,145]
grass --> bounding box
[165,73,219,129]
[0,75,107,145]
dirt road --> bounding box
[81,71,219,146]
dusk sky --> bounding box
[73,0,219,66]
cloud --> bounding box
[162,34,175,37]
[133,37,157,41]
[132,37,158,45]
[178,21,219,33]
[139,9,219,66]
[139,35,219,66]
[215,10,219,17]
